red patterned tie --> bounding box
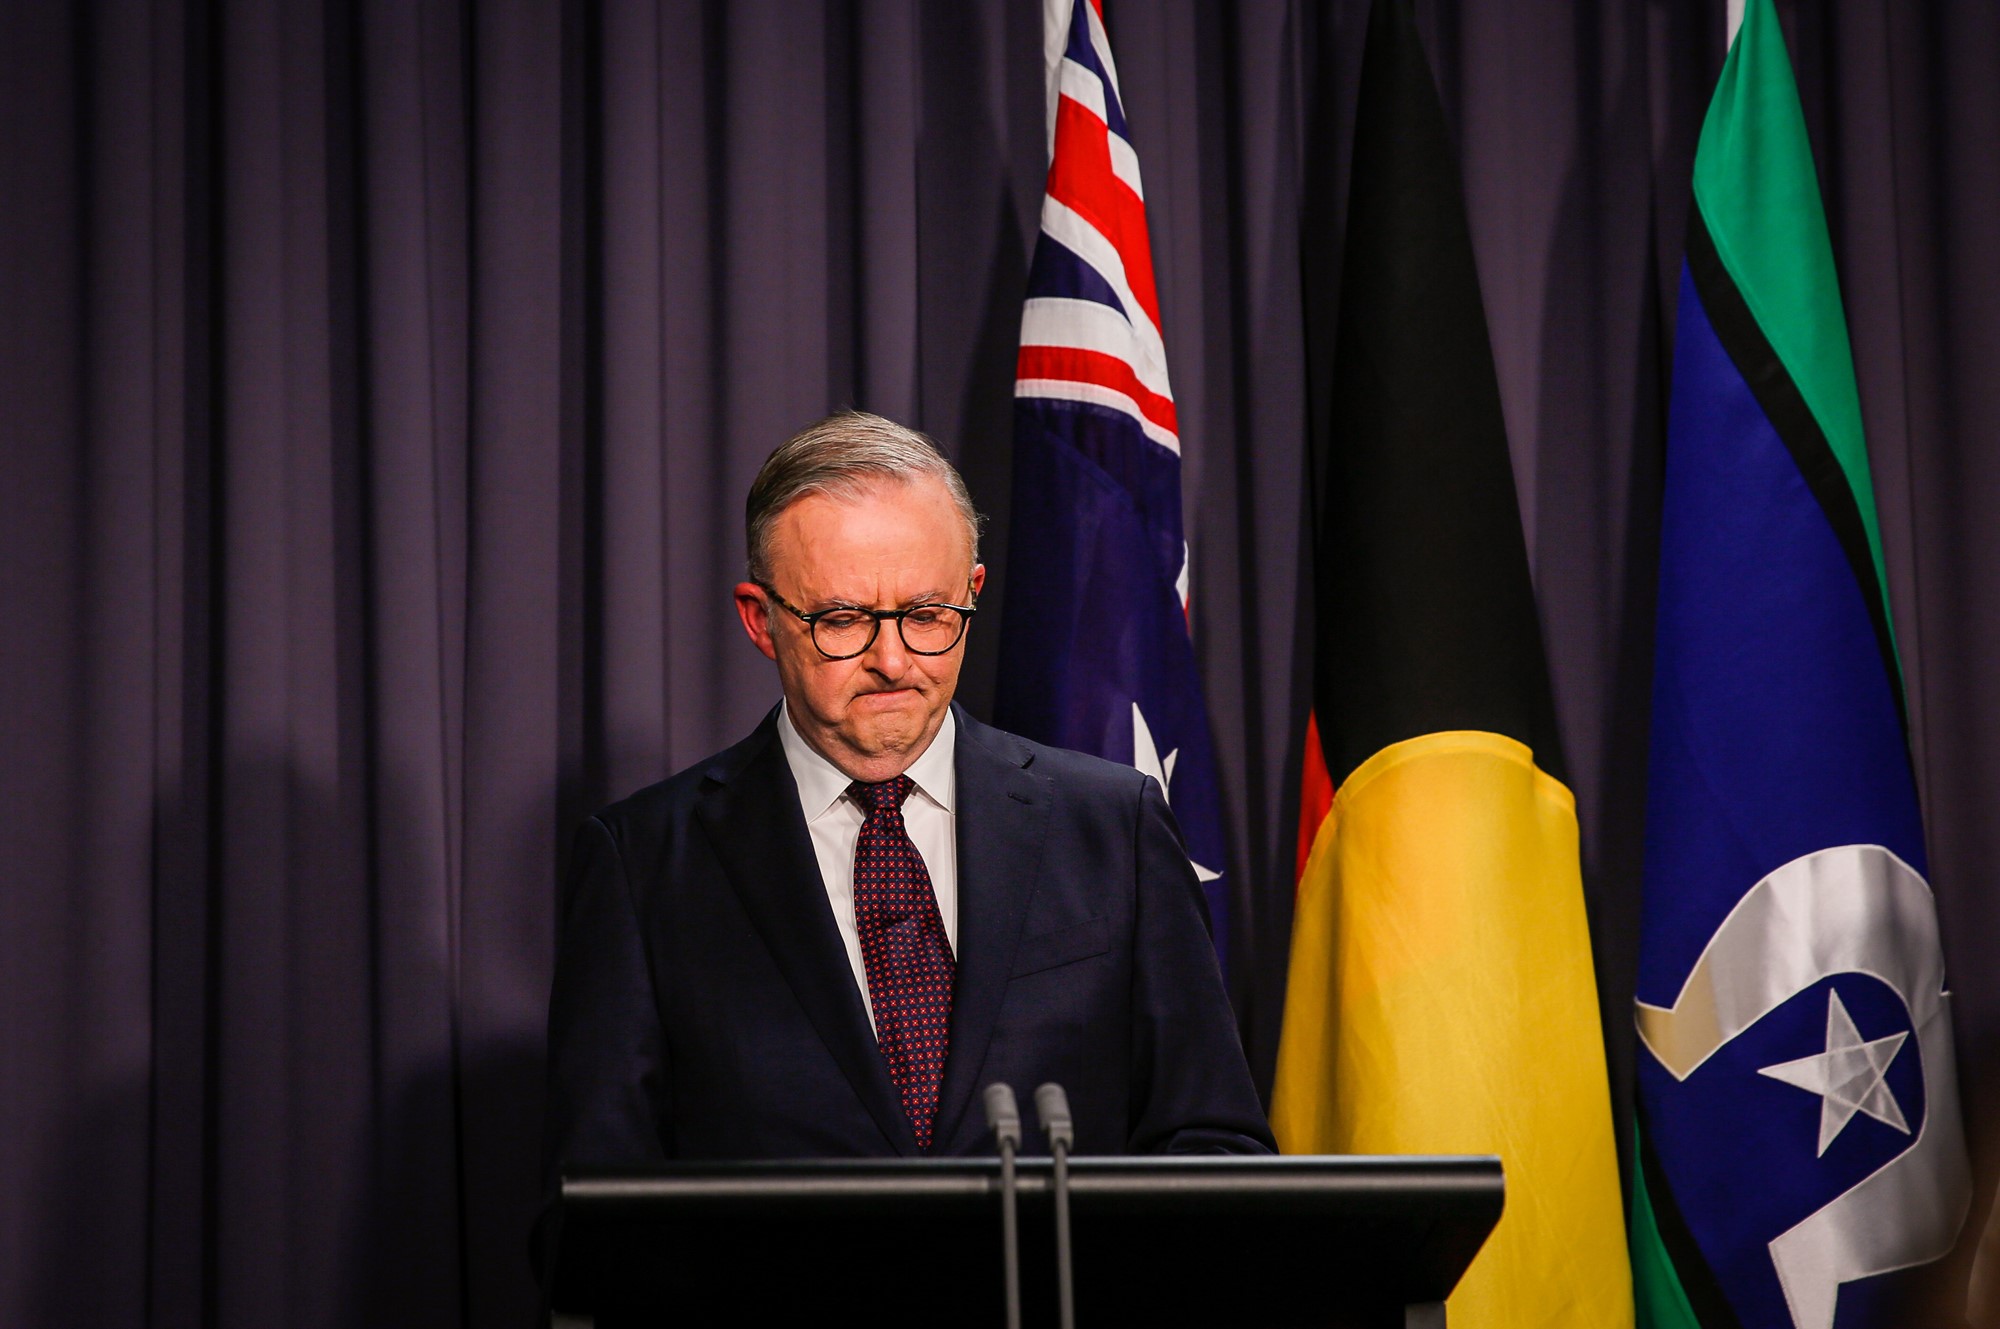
[850,775,956,1150]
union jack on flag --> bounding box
[995,0,1232,966]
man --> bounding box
[541,411,1270,1176]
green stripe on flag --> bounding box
[1692,0,1899,674]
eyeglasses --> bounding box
[758,583,978,660]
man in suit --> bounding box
[541,411,1271,1176]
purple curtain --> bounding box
[3,1,1995,1324]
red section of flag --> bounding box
[1015,344,1179,437]
[1046,96,1161,334]
[1296,709,1335,885]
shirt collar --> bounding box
[777,701,957,819]
[902,708,957,813]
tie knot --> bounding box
[850,774,915,816]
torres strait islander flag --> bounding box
[1632,3,1971,1326]
[1270,2,1630,1324]
[995,0,1231,961]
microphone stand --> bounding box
[983,1083,1024,1329]
[1035,1083,1076,1329]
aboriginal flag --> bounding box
[1630,3,1970,1326]
[1269,1,1630,1323]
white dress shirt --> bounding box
[777,702,959,1033]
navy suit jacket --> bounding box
[541,703,1273,1177]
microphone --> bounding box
[1034,1084,1077,1329]
[1033,1081,1074,1149]
[984,1080,1023,1150]
[983,1083,1024,1329]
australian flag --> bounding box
[994,0,1231,966]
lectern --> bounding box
[550,1154,1502,1328]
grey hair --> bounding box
[745,410,984,585]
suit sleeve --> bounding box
[1126,777,1276,1155]
[540,815,673,1194]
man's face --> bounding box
[734,475,984,783]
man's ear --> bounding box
[969,563,986,601]
[733,583,779,661]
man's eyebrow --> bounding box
[815,591,953,611]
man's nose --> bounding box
[863,619,911,675]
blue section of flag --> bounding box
[1030,392,1184,583]
[1637,265,1930,1328]
[1059,2,1130,141]
[996,399,1230,962]
[1639,268,1926,998]
[1025,237,1130,326]
[1641,977,1923,1329]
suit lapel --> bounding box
[695,710,918,1156]
[933,708,1052,1149]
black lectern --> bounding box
[550,1154,1502,1328]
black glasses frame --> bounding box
[758,583,978,660]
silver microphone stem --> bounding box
[1000,1133,1021,1329]
[1052,1132,1074,1329]
[1035,1083,1077,1329]
[984,1083,1024,1329]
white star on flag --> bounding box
[1130,702,1221,883]
[1758,988,1911,1157]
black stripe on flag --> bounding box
[1306,0,1566,791]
